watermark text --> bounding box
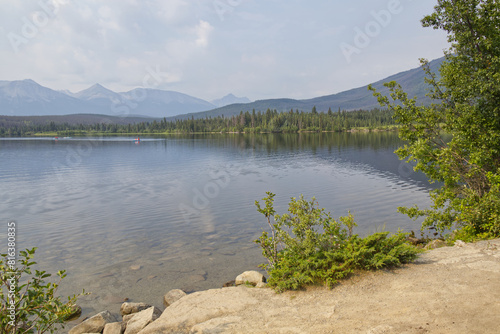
[6,221,17,326]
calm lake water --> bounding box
[0,132,432,319]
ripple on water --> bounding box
[0,134,432,320]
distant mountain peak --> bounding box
[74,83,119,101]
[89,83,106,89]
[7,79,41,87]
[0,79,67,102]
[21,79,37,84]
[211,93,251,108]
[79,83,112,93]
[59,89,75,96]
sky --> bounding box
[0,0,450,102]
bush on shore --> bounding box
[255,192,421,292]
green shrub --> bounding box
[0,247,86,334]
[255,192,421,292]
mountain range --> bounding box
[0,57,444,119]
[0,81,248,118]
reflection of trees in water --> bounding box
[169,131,401,152]
[167,132,431,186]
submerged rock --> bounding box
[64,304,82,321]
[120,302,152,316]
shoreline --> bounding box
[66,238,500,333]
[0,126,400,138]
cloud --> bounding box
[0,0,449,101]
[154,0,190,24]
[241,54,275,67]
[194,20,213,47]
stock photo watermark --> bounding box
[51,137,103,183]
[213,0,243,21]
[110,65,170,118]
[384,159,418,193]
[179,168,234,223]
[398,159,417,178]
[6,0,66,54]
[5,221,17,326]
[178,135,254,226]
[340,0,411,64]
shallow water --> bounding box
[0,132,432,318]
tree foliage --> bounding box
[0,248,85,333]
[370,0,500,240]
[255,192,421,292]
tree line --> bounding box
[0,107,397,136]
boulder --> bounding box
[120,302,152,316]
[235,271,266,287]
[407,236,429,246]
[122,314,135,324]
[455,240,467,247]
[68,310,117,334]
[103,322,124,334]
[136,287,261,333]
[190,316,243,333]
[163,289,187,307]
[425,239,447,250]
[124,306,162,334]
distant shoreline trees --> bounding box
[0,107,397,136]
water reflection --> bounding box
[0,132,432,319]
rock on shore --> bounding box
[68,310,117,334]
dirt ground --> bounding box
[138,238,500,334]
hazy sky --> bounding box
[0,0,449,101]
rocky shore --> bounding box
[66,239,500,334]
[67,271,267,334]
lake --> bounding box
[0,132,432,318]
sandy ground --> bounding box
[137,238,500,333]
